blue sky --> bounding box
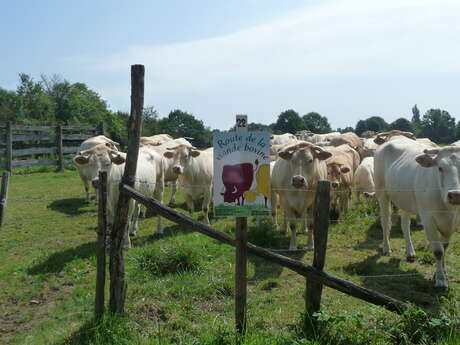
[2,0,460,130]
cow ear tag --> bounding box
[415,154,436,168]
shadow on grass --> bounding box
[355,216,424,252]
[47,198,93,216]
[27,241,95,275]
[343,253,443,313]
[54,315,143,345]
[246,218,307,281]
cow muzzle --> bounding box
[92,179,99,189]
[448,191,460,205]
[173,166,183,175]
[331,181,339,189]
[364,192,375,198]
[292,176,306,188]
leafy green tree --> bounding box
[16,73,55,124]
[355,116,389,135]
[390,118,413,132]
[0,88,20,123]
[302,112,331,133]
[337,126,355,133]
[142,106,160,136]
[158,109,212,148]
[420,109,456,144]
[272,109,303,134]
[411,104,420,124]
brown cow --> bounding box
[324,145,359,217]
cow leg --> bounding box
[400,211,416,262]
[83,178,91,203]
[154,179,165,234]
[377,193,392,255]
[185,193,195,215]
[202,186,212,224]
[129,202,141,237]
[421,215,448,289]
[168,180,178,206]
[271,190,279,229]
[306,207,314,250]
[289,221,298,250]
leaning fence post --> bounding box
[306,180,330,317]
[0,172,11,229]
[56,125,64,172]
[6,121,12,173]
[95,171,108,318]
[109,64,144,314]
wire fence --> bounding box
[2,183,460,290]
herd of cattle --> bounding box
[72,129,460,289]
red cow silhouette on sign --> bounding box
[220,160,258,205]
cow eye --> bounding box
[438,167,443,172]
[308,159,313,163]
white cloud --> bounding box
[72,0,460,129]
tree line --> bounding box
[1,74,459,147]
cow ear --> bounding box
[415,154,436,168]
[278,150,293,160]
[110,154,125,165]
[340,166,350,174]
[312,147,332,160]
[374,136,386,145]
[74,155,89,165]
[163,151,174,159]
[190,150,201,158]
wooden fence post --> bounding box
[109,64,144,314]
[306,180,330,317]
[235,114,248,336]
[6,121,12,172]
[95,171,108,318]
[56,125,64,172]
[0,172,10,228]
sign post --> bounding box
[213,114,270,337]
[235,114,248,336]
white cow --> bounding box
[139,134,173,146]
[352,157,375,200]
[75,135,120,202]
[141,137,193,206]
[163,145,213,224]
[302,132,341,144]
[375,138,460,288]
[74,144,165,247]
[270,133,298,146]
[271,141,331,250]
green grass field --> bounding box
[0,170,459,344]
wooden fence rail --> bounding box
[0,122,103,171]
[121,184,408,315]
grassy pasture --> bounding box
[0,170,459,344]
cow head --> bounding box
[415,147,460,205]
[278,142,332,189]
[73,143,125,187]
[164,144,199,175]
[326,163,350,189]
